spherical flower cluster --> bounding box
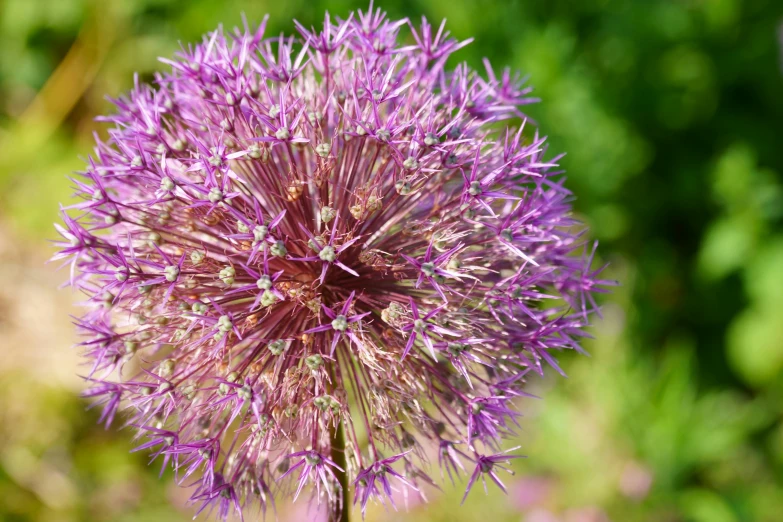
[54,6,612,521]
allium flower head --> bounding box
[55,5,613,520]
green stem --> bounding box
[330,421,350,522]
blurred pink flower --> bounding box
[510,475,555,510]
[563,506,610,522]
[618,461,653,501]
[526,508,561,522]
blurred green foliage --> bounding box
[1,0,782,521]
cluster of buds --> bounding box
[55,5,613,521]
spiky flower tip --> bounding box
[54,5,614,521]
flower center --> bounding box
[319,245,337,262]
[331,315,349,331]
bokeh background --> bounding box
[1,0,783,521]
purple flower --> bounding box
[191,473,244,522]
[279,450,344,502]
[438,440,468,484]
[291,216,362,284]
[131,424,178,476]
[353,453,416,517]
[303,290,371,356]
[56,5,611,520]
[462,448,526,504]
[81,378,122,428]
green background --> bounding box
[1,0,782,521]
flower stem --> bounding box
[330,421,350,522]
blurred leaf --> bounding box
[727,307,783,387]
[697,214,758,280]
[680,488,737,522]
[744,237,783,308]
